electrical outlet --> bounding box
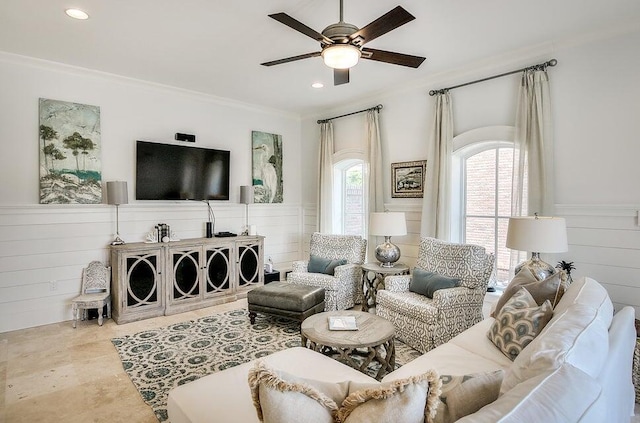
[49,280,57,291]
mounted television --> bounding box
[136,140,230,201]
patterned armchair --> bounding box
[376,237,494,353]
[288,232,367,311]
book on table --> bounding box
[328,315,358,331]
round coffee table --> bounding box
[300,310,395,380]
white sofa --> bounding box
[167,277,636,422]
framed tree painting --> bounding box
[39,98,102,204]
[391,160,427,198]
[252,130,283,203]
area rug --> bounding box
[112,309,420,422]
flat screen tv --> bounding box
[136,140,230,201]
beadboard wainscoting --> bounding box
[555,204,640,315]
[0,203,302,332]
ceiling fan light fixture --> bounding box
[322,44,360,69]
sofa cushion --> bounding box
[409,268,460,299]
[248,361,348,423]
[501,302,609,393]
[447,319,514,369]
[456,364,603,423]
[339,370,440,423]
[488,288,553,360]
[553,276,614,329]
[433,370,504,423]
[308,254,347,275]
[492,268,564,317]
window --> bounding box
[333,159,365,237]
[452,127,526,286]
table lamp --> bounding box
[506,214,568,280]
[240,185,254,236]
[369,212,407,268]
[107,181,128,245]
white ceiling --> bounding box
[1,0,639,115]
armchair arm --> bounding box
[383,275,412,292]
[291,260,309,273]
[431,286,486,345]
[334,263,364,304]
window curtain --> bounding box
[510,68,555,273]
[366,109,384,259]
[421,91,453,239]
[512,68,554,217]
[317,122,334,233]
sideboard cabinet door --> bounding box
[204,244,232,298]
[236,239,263,293]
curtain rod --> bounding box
[317,104,383,124]
[428,59,558,96]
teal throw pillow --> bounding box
[409,268,460,298]
[308,255,347,276]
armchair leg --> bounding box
[72,304,78,328]
[98,310,104,326]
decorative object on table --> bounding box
[154,223,172,243]
[391,160,427,198]
[328,315,358,331]
[361,262,409,312]
[240,185,254,235]
[204,199,215,238]
[39,98,102,204]
[556,260,575,284]
[71,261,111,328]
[369,212,407,268]
[107,181,128,245]
[252,131,283,203]
[506,214,568,281]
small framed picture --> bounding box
[391,160,427,198]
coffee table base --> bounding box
[302,336,395,381]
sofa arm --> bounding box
[431,286,486,345]
[383,275,411,292]
[291,260,308,273]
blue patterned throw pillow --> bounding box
[488,287,553,360]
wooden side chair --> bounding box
[71,261,111,328]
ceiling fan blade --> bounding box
[362,48,426,68]
[269,13,333,44]
[334,68,349,85]
[349,6,415,45]
[261,51,322,67]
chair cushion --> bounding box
[487,288,553,361]
[308,254,347,276]
[409,268,460,299]
[376,290,438,324]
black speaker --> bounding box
[175,132,196,142]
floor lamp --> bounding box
[240,185,254,235]
[107,181,128,245]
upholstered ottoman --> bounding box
[247,281,325,324]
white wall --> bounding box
[0,53,303,332]
[300,28,640,314]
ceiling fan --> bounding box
[261,0,426,86]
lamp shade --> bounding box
[369,212,407,237]
[107,181,128,206]
[322,44,361,69]
[240,185,254,205]
[506,216,568,253]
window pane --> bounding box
[497,148,514,217]
[496,217,511,283]
[344,163,364,236]
[465,217,495,254]
[465,150,496,216]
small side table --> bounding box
[361,262,409,312]
[264,269,280,284]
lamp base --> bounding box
[515,252,556,281]
[375,236,401,268]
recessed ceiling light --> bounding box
[311,82,324,89]
[65,8,89,20]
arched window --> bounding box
[332,158,365,237]
[452,127,526,285]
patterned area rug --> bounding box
[112,309,421,422]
